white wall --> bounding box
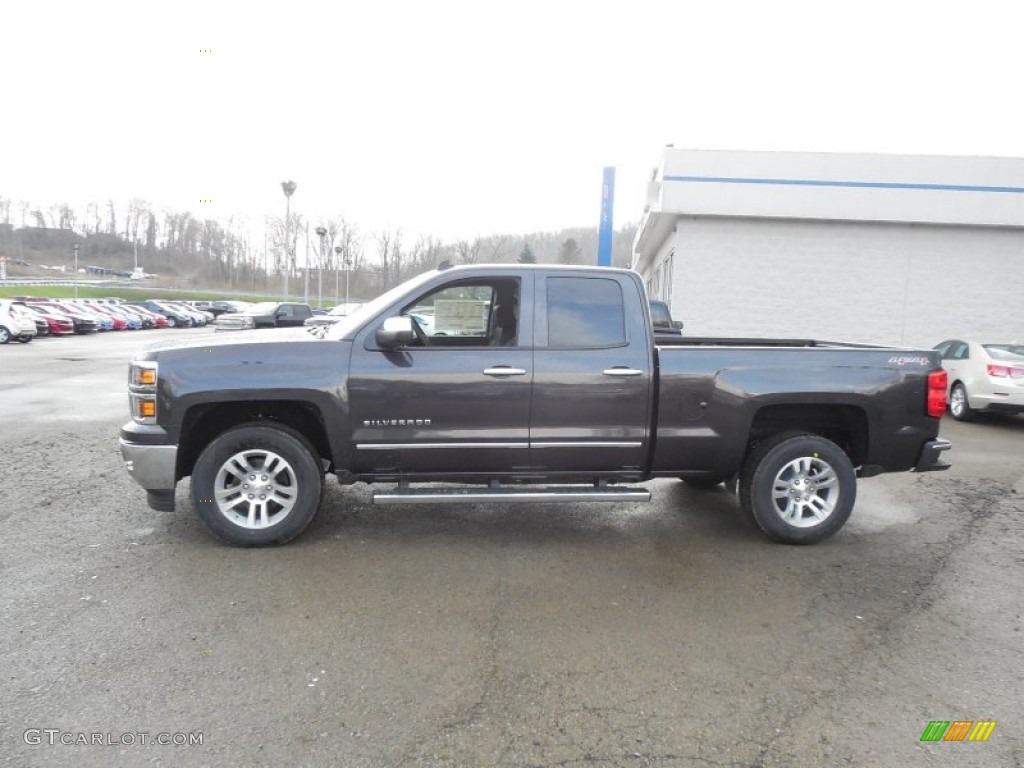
[657,150,1024,228]
[665,217,1024,348]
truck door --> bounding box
[347,275,533,475]
[530,274,653,474]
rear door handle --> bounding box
[483,367,527,376]
[602,367,644,377]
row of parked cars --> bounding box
[0,297,254,343]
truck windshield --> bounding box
[323,269,443,340]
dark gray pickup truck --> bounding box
[120,264,950,546]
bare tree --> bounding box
[58,203,75,231]
[126,198,149,244]
[455,238,482,264]
[145,212,157,251]
[487,235,509,262]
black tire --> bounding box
[0,326,10,344]
[191,423,323,546]
[166,316,177,328]
[17,336,32,343]
[738,432,856,544]
[949,382,975,422]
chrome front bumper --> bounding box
[120,438,178,489]
[120,422,178,511]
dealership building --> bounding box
[631,148,1024,347]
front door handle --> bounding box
[483,367,527,377]
[602,367,644,377]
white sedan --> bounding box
[933,339,1024,420]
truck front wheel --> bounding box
[738,433,855,544]
[191,423,323,546]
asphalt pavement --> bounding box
[1,330,1021,767]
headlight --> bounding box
[130,360,158,387]
[129,394,158,423]
[128,361,158,424]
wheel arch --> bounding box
[747,403,869,467]
[177,400,333,481]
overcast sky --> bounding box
[3,0,1023,244]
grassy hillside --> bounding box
[0,285,280,301]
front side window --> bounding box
[547,277,625,348]
[399,279,519,347]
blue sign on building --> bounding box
[597,167,615,267]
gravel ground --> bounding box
[1,330,1021,767]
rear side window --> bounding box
[547,277,625,348]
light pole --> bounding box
[334,245,342,304]
[72,243,79,299]
[344,251,352,311]
[281,180,297,298]
[315,226,327,309]
[303,222,310,304]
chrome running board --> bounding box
[373,485,651,505]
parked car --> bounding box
[214,300,255,315]
[0,300,39,343]
[79,303,128,330]
[933,339,1024,420]
[163,301,211,326]
[130,300,194,328]
[216,302,313,331]
[26,300,100,334]
[304,304,353,327]
[54,301,113,331]
[26,313,50,337]
[23,304,75,336]
[119,303,167,328]
[187,300,247,318]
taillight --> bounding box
[927,370,947,418]
[988,364,1024,379]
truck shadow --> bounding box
[302,479,764,550]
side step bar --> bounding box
[373,485,652,505]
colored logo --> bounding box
[920,720,997,742]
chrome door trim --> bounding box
[530,441,643,448]
[357,442,529,450]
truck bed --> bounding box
[655,336,891,349]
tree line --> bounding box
[0,195,637,300]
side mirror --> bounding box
[376,316,415,349]
[672,320,684,330]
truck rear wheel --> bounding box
[191,423,323,546]
[738,433,855,544]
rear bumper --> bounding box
[914,438,952,472]
[972,389,1024,413]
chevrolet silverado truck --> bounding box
[120,263,951,547]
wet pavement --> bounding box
[2,330,1021,767]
